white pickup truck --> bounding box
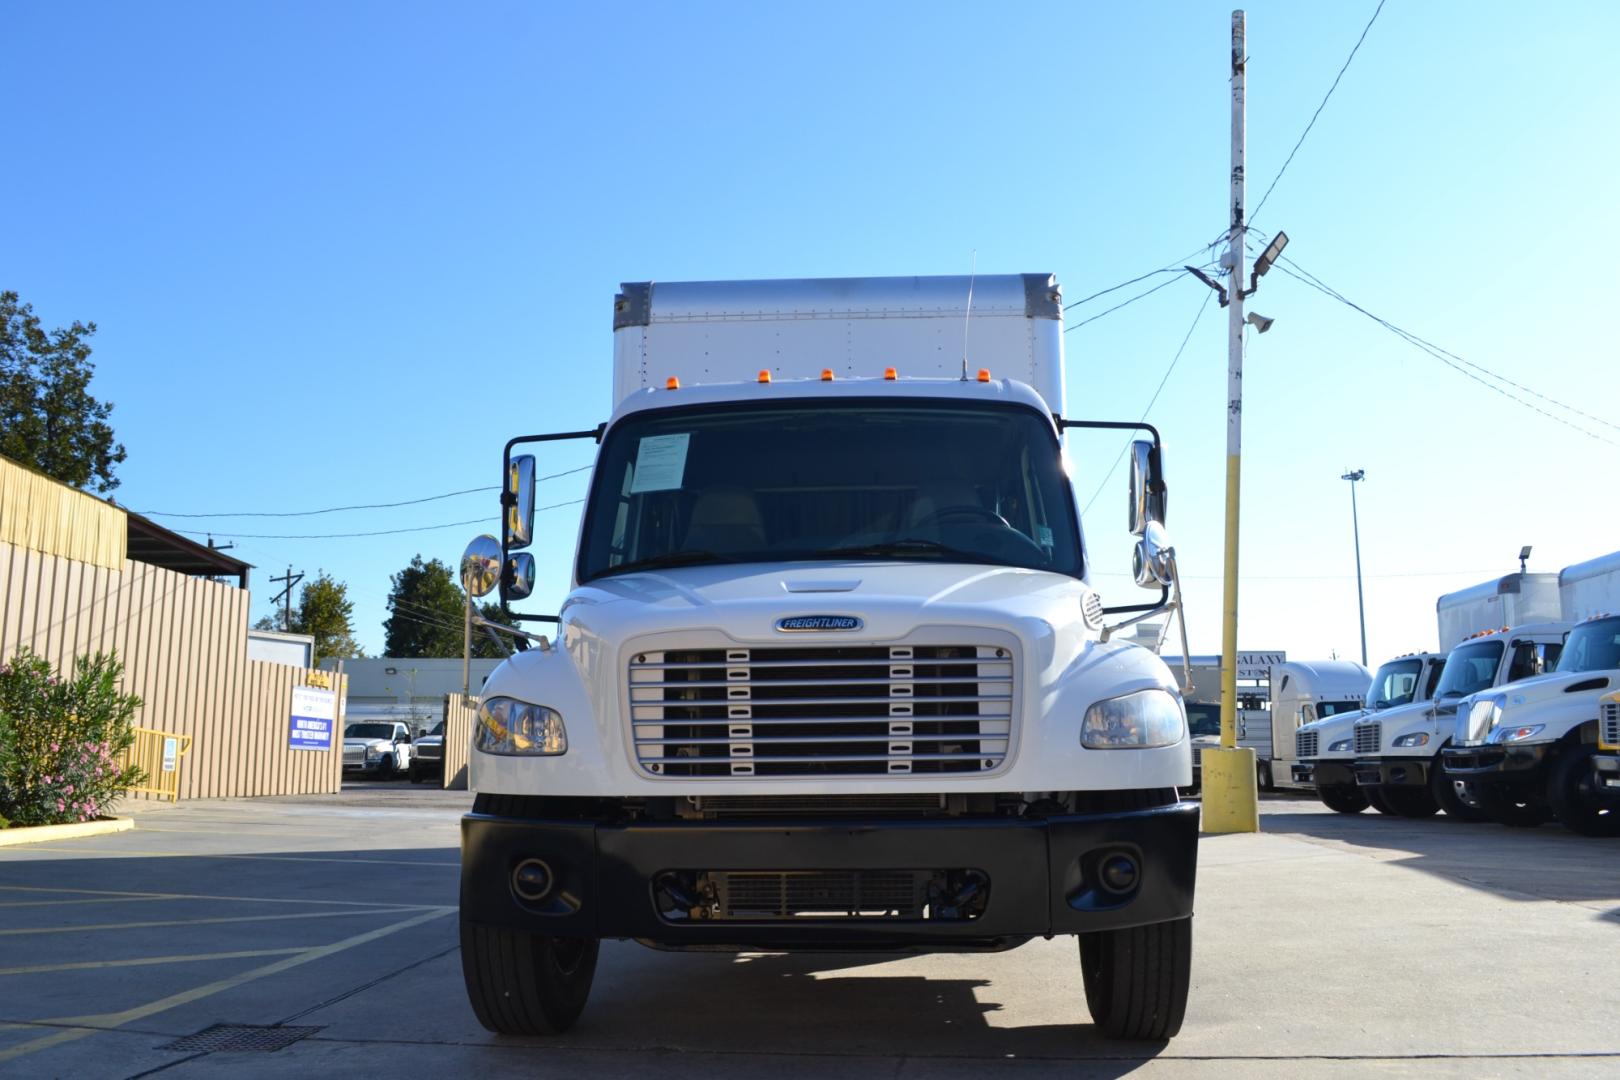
[341,721,413,779]
[455,274,1198,1041]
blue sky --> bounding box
[5,1,1617,665]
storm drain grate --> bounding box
[162,1023,322,1053]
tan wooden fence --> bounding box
[1,538,343,800]
[442,693,477,790]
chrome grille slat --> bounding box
[1296,730,1319,758]
[629,642,1015,778]
[1353,721,1381,756]
[1600,702,1620,748]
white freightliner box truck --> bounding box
[1354,622,1567,819]
[1292,652,1446,813]
[1348,571,1567,820]
[1443,551,1620,834]
[455,274,1199,1041]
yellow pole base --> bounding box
[1200,747,1260,834]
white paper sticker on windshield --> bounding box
[629,433,691,493]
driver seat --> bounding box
[905,483,981,533]
[683,488,766,552]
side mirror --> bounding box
[1127,439,1167,536]
[461,534,501,598]
[506,455,536,550]
[1133,520,1174,589]
[505,552,536,602]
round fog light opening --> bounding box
[1099,853,1140,895]
[512,858,554,902]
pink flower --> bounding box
[64,784,75,795]
[55,799,65,813]
[50,742,60,753]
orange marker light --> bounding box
[883,367,897,380]
[821,369,834,381]
[665,376,680,390]
[977,368,992,383]
[758,370,771,383]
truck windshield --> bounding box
[578,400,1082,581]
[1433,640,1505,699]
[1317,699,1363,718]
[1365,658,1423,709]
[1554,616,1620,674]
[1185,702,1221,737]
[345,723,394,740]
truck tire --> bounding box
[461,922,599,1035]
[1378,785,1439,818]
[1546,746,1620,837]
[1475,783,1550,828]
[1430,760,1485,822]
[377,756,395,781]
[1078,917,1192,1041]
[1317,785,1368,814]
[409,763,424,784]
[1257,760,1274,792]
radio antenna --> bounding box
[961,249,977,381]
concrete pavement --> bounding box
[1,788,1616,1078]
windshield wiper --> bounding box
[593,549,736,579]
[804,539,984,562]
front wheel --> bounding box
[461,921,599,1035]
[1476,782,1551,828]
[1257,761,1274,792]
[1378,784,1440,818]
[1430,760,1486,822]
[1546,746,1620,837]
[1079,917,1192,1041]
[1318,785,1368,814]
[1366,788,1398,815]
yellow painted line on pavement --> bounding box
[0,906,421,936]
[0,947,312,975]
[7,846,459,867]
[0,906,454,1065]
[0,884,447,910]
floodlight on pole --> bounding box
[1519,545,1533,574]
[1254,231,1289,276]
[1342,469,1368,667]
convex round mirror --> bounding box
[461,534,502,598]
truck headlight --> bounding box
[1081,689,1184,750]
[1489,724,1544,744]
[1328,739,1351,753]
[1392,732,1430,748]
[476,697,567,756]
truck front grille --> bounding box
[342,748,363,766]
[1601,701,1620,750]
[718,870,927,919]
[628,643,1015,778]
[1354,721,1381,756]
[1296,730,1319,759]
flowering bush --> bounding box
[0,650,144,827]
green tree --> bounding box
[0,291,126,493]
[383,555,506,658]
[292,573,363,665]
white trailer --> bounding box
[1435,573,1560,650]
[457,274,1200,1041]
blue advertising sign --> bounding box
[289,685,336,751]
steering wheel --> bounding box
[914,504,1013,530]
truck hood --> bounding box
[1455,669,1618,744]
[566,561,1100,631]
[343,738,390,752]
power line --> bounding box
[1080,290,1215,515]
[1250,0,1388,225]
[1064,274,1188,334]
[1061,244,1223,314]
[176,499,585,541]
[1274,258,1620,447]
[137,465,594,519]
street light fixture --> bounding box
[1519,545,1533,574]
[1342,469,1368,667]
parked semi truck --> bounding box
[455,274,1199,1041]
[1183,658,1366,791]
[1444,551,1620,834]
[1354,622,1568,819]
[1592,689,1620,806]
[1293,652,1445,813]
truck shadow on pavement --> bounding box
[1259,808,1620,915]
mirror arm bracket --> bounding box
[499,423,606,617]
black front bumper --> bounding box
[1441,742,1553,786]
[1295,760,1356,787]
[460,803,1199,950]
[1353,756,1432,788]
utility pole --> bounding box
[269,565,304,632]
[1202,9,1261,835]
[1342,469,1368,666]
